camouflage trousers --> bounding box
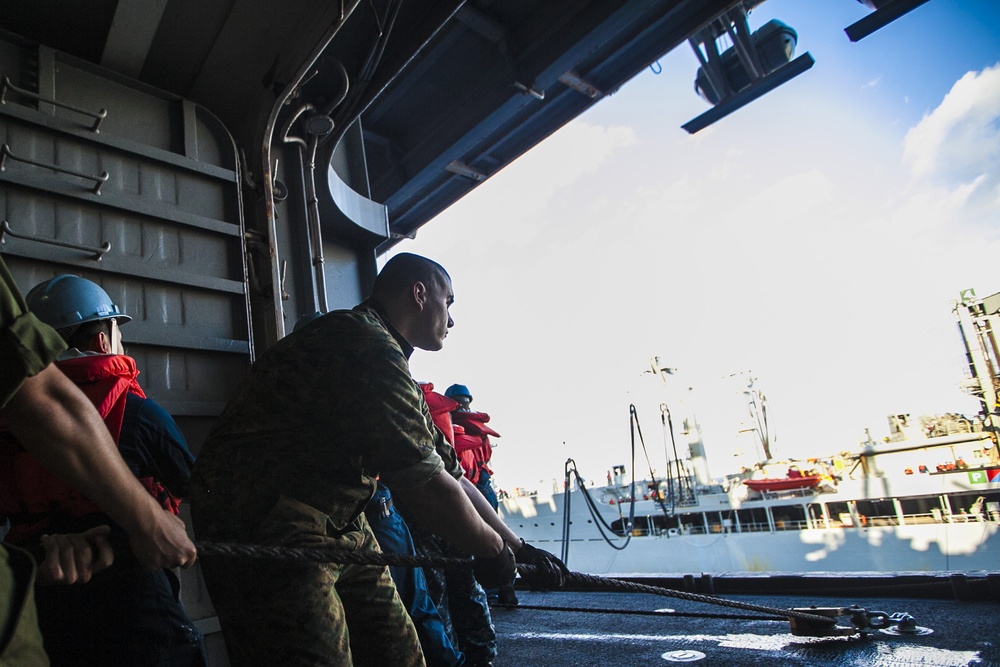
[0,544,49,667]
[402,513,496,666]
[196,495,424,667]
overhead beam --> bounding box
[101,0,169,78]
[844,0,933,42]
[682,53,815,134]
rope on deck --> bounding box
[195,540,837,626]
[496,603,787,622]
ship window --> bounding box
[807,503,826,526]
[735,508,769,532]
[771,505,807,530]
[608,518,630,537]
[943,490,1000,521]
[678,514,704,535]
[825,501,850,527]
[897,496,942,524]
[855,499,896,526]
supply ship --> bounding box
[503,428,999,575]
[502,290,1000,576]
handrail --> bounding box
[1,220,111,260]
[1,76,107,132]
[0,143,109,195]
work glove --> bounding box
[514,539,570,590]
[473,541,517,590]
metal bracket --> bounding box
[445,160,486,182]
[0,76,108,133]
[1,220,111,261]
[788,605,930,637]
[0,143,110,195]
[558,70,602,99]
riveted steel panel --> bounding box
[0,38,249,431]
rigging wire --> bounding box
[560,403,655,563]
[633,404,657,485]
[562,457,634,562]
[631,404,674,526]
[560,404,644,561]
[660,404,676,515]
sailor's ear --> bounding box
[412,281,428,309]
[94,330,114,354]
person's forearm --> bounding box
[3,365,165,534]
[391,472,504,558]
[3,365,188,540]
[3,365,196,569]
[459,475,521,549]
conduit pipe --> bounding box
[282,103,330,314]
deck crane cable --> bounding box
[661,404,676,515]
[661,402,696,508]
[562,457,634,558]
[630,404,674,527]
[561,407,637,559]
[631,404,658,497]
[560,404,680,559]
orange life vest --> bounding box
[0,354,179,545]
[452,410,499,484]
[418,383,501,484]
[420,382,459,446]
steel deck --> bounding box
[490,587,1000,666]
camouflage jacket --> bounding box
[190,299,462,538]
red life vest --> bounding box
[417,383,501,484]
[419,383,459,446]
[451,410,499,484]
[0,354,179,545]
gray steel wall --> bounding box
[0,38,248,664]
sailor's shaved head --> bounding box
[372,253,450,301]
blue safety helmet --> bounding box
[25,275,131,331]
[444,384,472,401]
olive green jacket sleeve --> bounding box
[0,257,67,410]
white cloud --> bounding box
[902,62,1000,189]
[414,120,639,254]
[402,47,1000,489]
[861,76,881,91]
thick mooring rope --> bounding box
[195,540,836,626]
[502,604,787,622]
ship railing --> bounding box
[772,519,810,531]
[755,486,822,500]
[620,505,996,538]
[828,510,993,528]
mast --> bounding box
[953,289,1000,463]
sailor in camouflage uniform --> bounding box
[0,256,64,665]
[189,254,522,667]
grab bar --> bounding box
[0,220,111,260]
[1,77,107,133]
[0,143,109,195]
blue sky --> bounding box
[390,0,1000,491]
